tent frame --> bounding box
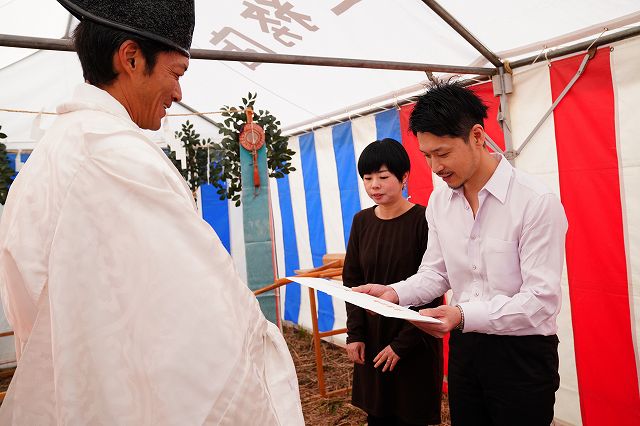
[0,33,495,76]
[281,24,640,136]
[1,0,640,144]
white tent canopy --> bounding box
[1,0,640,145]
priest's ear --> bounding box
[113,40,144,78]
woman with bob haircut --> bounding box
[343,138,443,426]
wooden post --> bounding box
[253,267,350,398]
[308,286,327,397]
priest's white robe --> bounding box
[0,83,304,425]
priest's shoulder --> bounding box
[75,124,177,190]
[56,108,156,160]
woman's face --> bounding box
[363,166,406,206]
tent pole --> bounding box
[0,34,494,76]
[0,34,72,51]
[419,0,503,68]
[190,49,495,75]
[283,77,486,136]
[63,14,74,39]
[515,52,594,158]
[495,67,514,164]
[510,25,640,69]
[284,27,640,137]
[484,134,504,156]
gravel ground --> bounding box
[282,324,450,426]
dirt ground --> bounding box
[282,325,450,426]
[0,367,13,394]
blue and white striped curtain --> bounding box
[267,108,403,336]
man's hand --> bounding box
[346,342,365,365]
[409,305,462,338]
[352,284,399,304]
[373,345,400,372]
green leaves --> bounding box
[166,120,221,203]
[165,94,295,207]
[207,92,296,207]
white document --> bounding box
[287,276,442,324]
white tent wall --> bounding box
[614,36,640,381]
[510,59,579,426]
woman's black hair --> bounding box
[357,138,410,181]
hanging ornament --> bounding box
[239,107,266,194]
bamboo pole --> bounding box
[253,262,349,398]
[308,286,327,397]
[253,267,342,296]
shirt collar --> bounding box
[482,154,512,204]
[57,83,138,130]
[447,153,512,204]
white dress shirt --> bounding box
[391,154,568,336]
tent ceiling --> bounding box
[1,0,639,142]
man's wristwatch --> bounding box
[454,304,465,331]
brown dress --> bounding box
[344,204,443,425]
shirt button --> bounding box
[464,205,470,210]
[470,235,476,240]
[472,265,477,270]
[474,291,480,297]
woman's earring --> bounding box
[402,181,407,190]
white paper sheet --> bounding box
[287,277,442,324]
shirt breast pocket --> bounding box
[484,238,522,293]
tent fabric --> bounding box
[263,39,640,425]
[2,1,640,425]
[1,43,639,426]
[551,48,639,426]
[201,184,231,252]
[2,1,640,142]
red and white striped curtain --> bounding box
[399,37,640,426]
[271,35,640,425]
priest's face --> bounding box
[131,50,189,130]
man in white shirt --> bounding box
[0,1,303,424]
[356,81,568,425]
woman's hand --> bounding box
[373,345,400,372]
[346,342,365,364]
